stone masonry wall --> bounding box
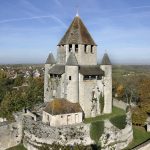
[0,113,23,150]
[100,111,133,150]
[23,116,94,150]
[113,98,127,110]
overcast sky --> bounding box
[0,0,150,64]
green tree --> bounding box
[14,76,24,86]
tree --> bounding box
[0,76,44,120]
[0,70,7,79]
[14,76,24,86]
[116,84,124,98]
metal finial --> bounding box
[76,6,79,17]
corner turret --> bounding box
[65,52,79,103]
[44,53,56,102]
[100,53,112,114]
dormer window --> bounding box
[91,45,94,54]
[84,45,87,53]
[69,44,72,52]
[75,45,78,53]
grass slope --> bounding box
[84,106,125,123]
[7,144,27,150]
[110,115,126,129]
[90,121,104,144]
[125,126,150,149]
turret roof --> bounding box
[45,53,56,64]
[79,65,104,75]
[101,53,111,65]
[58,16,96,46]
[49,65,65,75]
[66,52,78,66]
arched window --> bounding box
[75,45,78,53]
[84,45,87,53]
[91,45,94,54]
[69,76,71,80]
[69,44,72,52]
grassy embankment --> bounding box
[84,106,125,123]
[125,126,150,149]
[7,144,27,150]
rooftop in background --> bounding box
[101,53,111,65]
[66,52,78,66]
[45,53,56,64]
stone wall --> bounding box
[44,64,53,102]
[100,112,133,150]
[76,44,97,65]
[100,65,112,114]
[57,44,97,66]
[23,116,94,150]
[113,98,127,110]
[65,65,79,103]
[79,73,105,118]
[0,113,23,150]
[0,111,133,150]
[57,45,66,64]
[42,111,82,126]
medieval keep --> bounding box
[43,14,112,126]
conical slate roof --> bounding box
[45,53,56,64]
[58,16,96,46]
[101,53,111,65]
[66,52,78,66]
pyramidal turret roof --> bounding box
[66,52,78,66]
[58,16,96,46]
[101,53,111,65]
[45,53,56,64]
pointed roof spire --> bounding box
[58,16,96,46]
[76,7,79,17]
[45,53,56,64]
[66,52,78,66]
[101,53,111,65]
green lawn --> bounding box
[90,121,104,144]
[84,106,125,123]
[125,126,150,149]
[7,144,27,150]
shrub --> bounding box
[99,94,104,113]
[90,121,104,144]
[110,115,126,129]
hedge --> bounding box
[110,115,126,129]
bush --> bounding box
[90,121,104,144]
[99,94,104,113]
[132,107,147,126]
[110,115,126,129]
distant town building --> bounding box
[33,69,41,78]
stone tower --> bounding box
[44,53,56,102]
[57,15,97,65]
[65,52,79,103]
[100,53,112,113]
[44,14,112,118]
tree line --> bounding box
[113,74,150,126]
[0,70,43,120]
